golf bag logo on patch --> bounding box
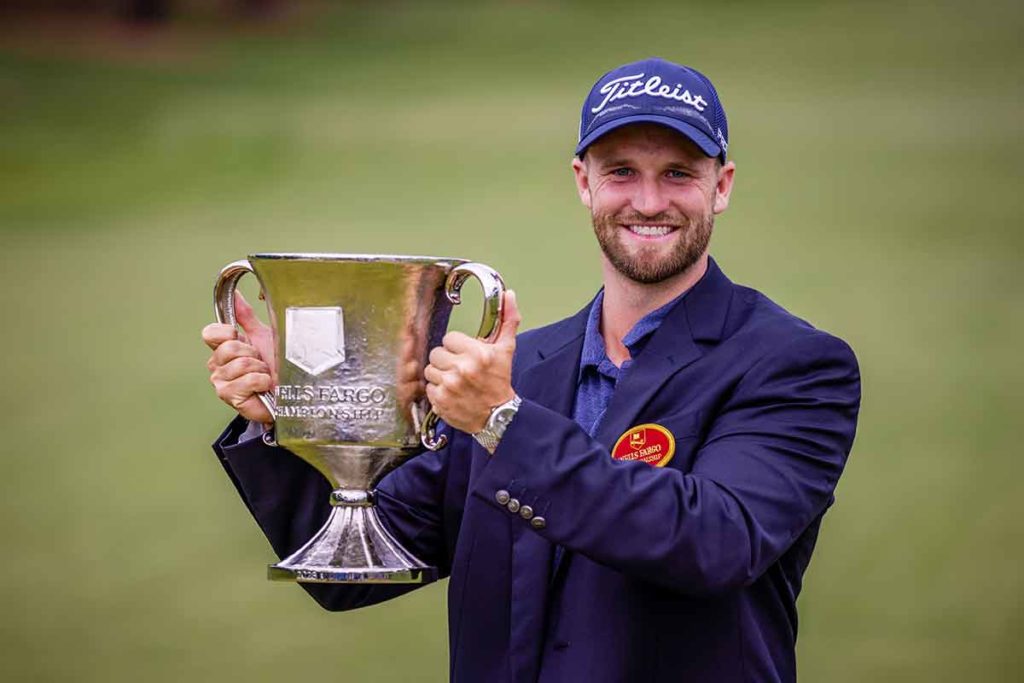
[613,424,675,467]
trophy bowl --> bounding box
[213,253,504,584]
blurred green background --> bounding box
[1,1,1022,680]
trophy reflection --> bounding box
[213,254,505,584]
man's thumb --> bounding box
[234,290,264,337]
[496,290,521,347]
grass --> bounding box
[1,1,1022,680]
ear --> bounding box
[571,156,592,210]
[713,160,736,214]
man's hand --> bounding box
[202,291,276,424]
[424,290,521,434]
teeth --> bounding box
[628,225,674,237]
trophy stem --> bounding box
[268,489,438,584]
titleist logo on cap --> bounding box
[591,73,709,115]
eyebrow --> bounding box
[597,158,700,172]
[597,158,633,170]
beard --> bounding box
[592,208,714,284]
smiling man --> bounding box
[205,58,861,682]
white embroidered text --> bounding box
[592,73,708,114]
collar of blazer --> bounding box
[515,256,736,447]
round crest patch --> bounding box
[611,424,676,467]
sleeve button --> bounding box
[495,490,510,505]
[530,516,546,530]
[519,505,534,520]
[507,498,521,513]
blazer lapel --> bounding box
[515,309,588,416]
[594,257,735,450]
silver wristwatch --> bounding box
[473,394,522,454]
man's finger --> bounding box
[212,339,261,368]
[220,373,273,408]
[235,290,268,340]
[423,364,444,385]
[428,345,459,370]
[214,355,271,382]
[442,331,477,353]
[202,323,237,350]
[495,290,521,348]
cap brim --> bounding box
[575,115,722,160]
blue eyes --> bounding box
[609,168,689,179]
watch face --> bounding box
[487,397,521,434]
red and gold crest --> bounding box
[612,424,676,467]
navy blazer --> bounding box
[213,258,861,682]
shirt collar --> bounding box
[579,287,688,373]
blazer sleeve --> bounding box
[469,332,861,596]
[212,416,454,611]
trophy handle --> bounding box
[420,263,506,451]
[213,259,278,427]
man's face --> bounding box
[572,123,735,284]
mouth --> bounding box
[621,224,680,241]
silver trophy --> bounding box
[213,254,505,584]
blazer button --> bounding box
[519,505,534,520]
[507,498,521,513]
[495,490,510,505]
[530,516,546,530]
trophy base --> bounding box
[268,490,438,585]
[268,565,437,584]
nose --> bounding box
[631,177,671,217]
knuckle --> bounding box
[219,340,240,357]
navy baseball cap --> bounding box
[575,58,729,162]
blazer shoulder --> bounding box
[730,284,858,371]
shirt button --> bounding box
[495,490,510,505]
[519,505,534,520]
[507,498,521,513]
[530,516,546,530]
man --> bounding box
[203,58,861,682]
